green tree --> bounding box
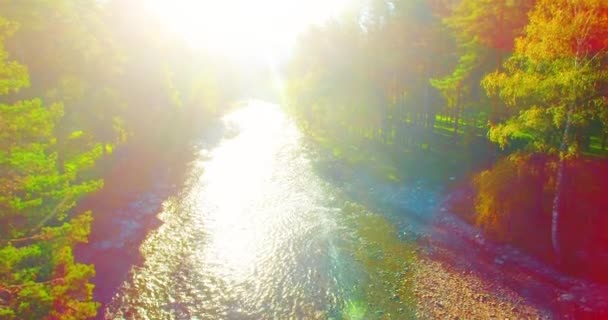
[446,0,536,125]
[0,16,99,319]
[431,42,481,139]
[1,0,125,165]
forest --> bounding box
[286,0,608,281]
[1,0,608,318]
[0,1,253,318]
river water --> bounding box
[98,100,608,319]
[103,101,440,319]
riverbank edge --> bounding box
[306,134,608,318]
[73,142,197,319]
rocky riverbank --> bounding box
[415,196,608,319]
[413,258,544,319]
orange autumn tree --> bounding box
[479,0,608,260]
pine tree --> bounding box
[0,16,100,320]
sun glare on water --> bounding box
[145,0,350,57]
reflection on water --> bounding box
[105,101,416,319]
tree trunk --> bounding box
[453,107,460,139]
[551,100,575,264]
[490,51,503,125]
[453,85,461,139]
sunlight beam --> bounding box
[144,0,350,57]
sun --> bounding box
[144,0,350,57]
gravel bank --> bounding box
[412,258,547,319]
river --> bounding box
[98,101,608,319]
[102,101,430,319]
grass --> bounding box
[305,112,608,189]
[586,135,608,157]
[306,123,483,185]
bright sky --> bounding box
[144,0,350,59]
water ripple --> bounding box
[104,101,417,319]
